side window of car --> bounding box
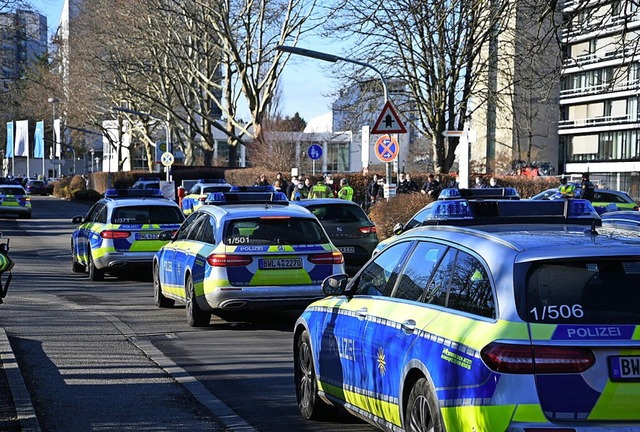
[95,205,108,224]
[195,215,216,244]
[424,249,457,307]
[393,241,448,302]
[175,212,202,240]
[353,241,412,297]
[448,251,495,318]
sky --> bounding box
[29,0,337,122]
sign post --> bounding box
[160,151,174,182]
[443,130,469,189]
[372,102,406,201]
[307,144,322,175]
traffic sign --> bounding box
[374,135,399,163]
[372,101,407,134]
[160,152,174,167]
[307,144,322,160]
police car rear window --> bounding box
[225,218,329,245]
[521,259,640,324]
[111,205,184,224]
[305,204,368,223]
[0,187,24,195]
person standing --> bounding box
[337,178,354,201]
[397,173,408,194]
[580,172,595,201]
[286,176,298,200]
[367,174,381,205]
[421,174,441,198]
[309,178,333,198]
[405,174,419,193]
[559,176,576,198]
[275,172,288,193]
[301,178,312,198]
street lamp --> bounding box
[47,97,60,178]
[275,45,393,195]
[111,107,172,181]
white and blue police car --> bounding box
[294,196,640,431]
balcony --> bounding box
[559,114,635,129]
[562,46,636,68]
[560,79,640,99]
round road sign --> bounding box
[374,135,399,163]
[307,144,322,160]
[161,152,174,167]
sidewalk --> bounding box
[0,328,40,432]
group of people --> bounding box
[256,172,354,201]
[558,172,595,201]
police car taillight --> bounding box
[206,254,253,267]
[359,226,377,234]
[309,251,344,265]
[481,342,595,374]
[100,230,131,239]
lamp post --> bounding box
[275,45,393,197]
[47,97,60,178]
[111,107,171,180]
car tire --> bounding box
[153,262,174,308]
[185,274,210,327]
[404,377,444,432]
[71,252,85,273]
[294,330,336,420]
[88,250,104,282]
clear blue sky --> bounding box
[30,0,336,122]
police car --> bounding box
[153,187,345,327]
[130,176,162,190]
[180,178,232,215]
[71,189,184,281]
[0,180,31,219]
[293,197,640,431]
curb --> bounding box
[0,329,41,432]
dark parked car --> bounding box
[24,179,47,196]
[293,198,378,276]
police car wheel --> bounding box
[71,257,85,273]
[153,262,174,308]
[185,275,210,327]
[294,331,336,420]
[88,250,104,282]
[404,377,443,432]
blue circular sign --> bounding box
[308,144,322,160]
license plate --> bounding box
[608,356,640,381]
[260,258,302,270]
[338,246,355,254]
[135,232,160,240]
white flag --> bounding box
[54,118,61,158]
[14,120,29,157]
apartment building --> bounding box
[0,9,47,88]
[560,0,640,195]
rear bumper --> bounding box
[94,252,157,270]
[201,285,325,311]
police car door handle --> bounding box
[356,307,368,319]
[401,319,417,334]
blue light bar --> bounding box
[198,178,227,184]
[205,190,289,205]
[567,199,600,218]
[439,188,520,200]
[425,200,474,220]
[107,188,164,198]
[230,185,276,193]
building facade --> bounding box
[560,0,640,195]
[0,9,47,86]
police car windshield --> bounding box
[520,259,640,324]
[111,205,184,224]
[225,218,329,245]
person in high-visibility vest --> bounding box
[559,176,576,198]
[309,179,332,198]
[337,178,354,201]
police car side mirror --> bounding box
[393,222,404,236]
[72,215,84,224]
[322,274,349,296]
[158,230,174,241]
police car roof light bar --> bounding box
[198,178,227,184]
[439,188,520,200]
[105,189,165,199]
[204,190,289,205]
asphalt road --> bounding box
[0,196,376,432]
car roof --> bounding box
[199,202,314,219]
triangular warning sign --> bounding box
[371,101,407,134]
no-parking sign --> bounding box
[374,135,399,163]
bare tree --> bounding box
[325,0,560,174]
